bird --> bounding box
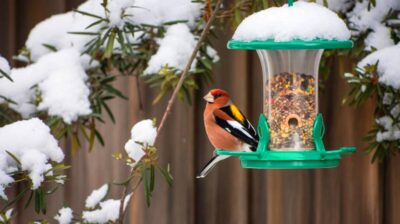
[197,89,259,178]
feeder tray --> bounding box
[215,114,356,169]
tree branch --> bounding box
[117,1,222,223]
[154,0,223,143]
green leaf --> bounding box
[74,9,106,20]
[150,165,155,192]
[34,190,40,214]
[95,129,105,146]
[5,151,21,166]
[100,100,115,123]
[143,168,151,207]
[89,125,96,152]
[24,190,34,209]
[103,29,117,58]
[0,69,13,82]
[157,165,173,187]
[104,84,128,99]
[42,44,57,52]
[2,187,29,212]
[85,19,104,30]
[68,31,100,36]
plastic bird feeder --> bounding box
[215,0,356,169]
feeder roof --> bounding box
[229,1,352,50]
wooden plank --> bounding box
[385,156,400,224]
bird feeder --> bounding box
[216,0,356,169]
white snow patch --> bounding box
[313,0,353,13]
[348,0,400,33]
[358,44,400,89]
[124,119,157,163]
[85,184,109,209]
[376,116,400,142]
[383,93,394,105]
[364,24,395,51]
[232,1,351,42]
[144,24,197,75]
[26,12,76,61]
[82,194,131,224]
[206,46,220,63]
[25,1,105,60]
[127,0,203,28]
[0,208,13,222]
[0,56,11,77]
[0,48,92,123]
[0,118,64,199]
[54,207,73,224]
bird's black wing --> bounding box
[214,105,259,150]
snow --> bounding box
[25,1,104,60]
[124,119,157,162]
[0,55,11,77]
[232,1,351,42]
[26,12,76,61]
[383,93,394,105]
[54,207,73,224]
[364,24,395,51]
[105,0,132,28]
[206,46,220,63]
[0,208,13,222]
[0,118,64,199]
[313,0,352,13]
[0,170,13,199]
[358,44,400,89]
[347,0,399,51]
[127,0,203,28]
[376,116,400,142]
[85,184,109,209]
[0,48,92,123]
[25,0,203,61]
[144,24,197,75]
[82,194,131,224]
[348,0,400,33]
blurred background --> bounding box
[1,0,399,223]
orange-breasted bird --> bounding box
[197,89,259,178]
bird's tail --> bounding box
[196,155,230,179]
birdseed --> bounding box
[264,72,316,151]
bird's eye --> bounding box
[215,94,222,98]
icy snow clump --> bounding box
[0,118,64,199]
[232,1,351,42]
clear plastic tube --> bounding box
[257,49,323,151]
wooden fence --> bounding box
[1,1,399,223]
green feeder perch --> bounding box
[215,0,356,169]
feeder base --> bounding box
[215,147,355,169]
[214,113,356,169]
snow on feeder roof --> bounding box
[229,1,353,50]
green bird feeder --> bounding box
[215,0,356,169]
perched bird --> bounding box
[197,89,259,178]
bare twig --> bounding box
[154,0,223,143]
[117,173,142,224]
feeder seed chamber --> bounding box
[216,0,356,169]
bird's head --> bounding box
[203,89,230,106]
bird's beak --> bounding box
[203,92,214,103]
